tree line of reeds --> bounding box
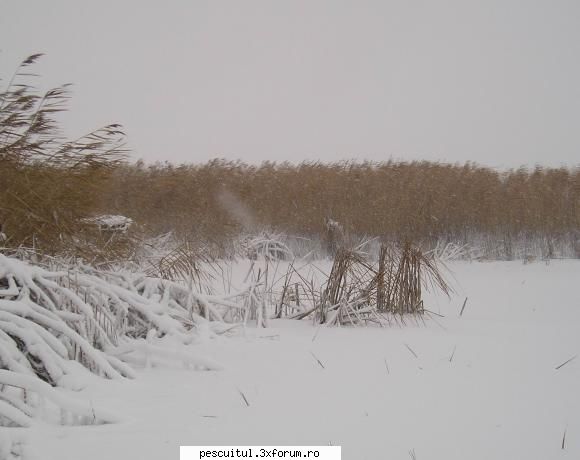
[100,160,580,259]
[1,54,578,260]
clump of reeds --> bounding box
[373,242,451,315]
[319,247,372,323]
[0,54,127,259]
[307,241,451,326]
[145,239,219,294]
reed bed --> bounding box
[101,161,580,260]
[2,55,578,262]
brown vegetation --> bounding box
[101,160,580,258]
[2,55,578,260]
[0,54,127,259]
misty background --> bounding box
[1,0,579,168]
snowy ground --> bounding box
[13,260,580,459]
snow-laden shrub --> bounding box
[83,215,134,233]
[426,241,476,261]
[0,254,230,429]
[239,232,294,261]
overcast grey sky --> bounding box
[1,1,579,168]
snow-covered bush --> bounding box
[83,215,134,233]
[426,241,476,261]
[0,253,230,429]
[239,232,294,261]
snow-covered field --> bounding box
[9,260,580,460]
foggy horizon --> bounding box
[1,1,579,169]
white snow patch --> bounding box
[7,260,580,459]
